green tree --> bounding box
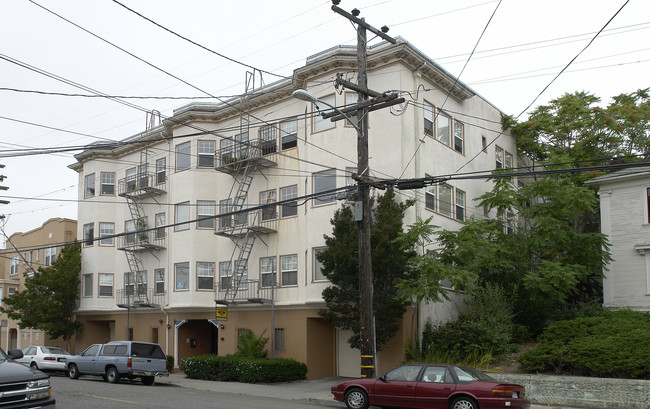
[318,189,416,350]
[1,244,82,349]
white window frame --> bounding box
[219,261,232,290]
[260,256,276,288]
[260,124,278,154]
[453,120,464,154]
[100,172,115,195]
[313,247,328,282]
[425,184,436,212]
[438,184,453,218]
[156,157,166,184]
[312,94,336,133]
[437,111,451,147]
[455,189,466,222]
[198,140,216,168]
[313,168,336,206]
[281,185,298,218]
[99,222,114,246]
[155,213,166,239]
[85,173,95,198]
[155,268,165,294]
[82,274,93,297]
[280,254,298,286]
[83,223,94,247]
[44,247,56,267]
[424,101,434,136]
[175,262,189,291]
[125,167,137,192]
[98,273,113,297]
[175,141,191,171]
[10,256,19,276]
[175,201,191,231]
[197,200,215,229]
[197,262,215,290]
[280,118,297,150]
[495,146,504,169]
[260,190,277,221]
[219,199,233,229]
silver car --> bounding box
[17,346,71,373]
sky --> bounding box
[0,0,648,241]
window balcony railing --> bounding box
[116,288,165,308]
[118,172,166,198]
[117,229,166,251]
[215,208,278,238]
[214,279,273,305]
[215,138,277,174]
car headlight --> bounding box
[27,378,50,389]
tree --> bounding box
[318,189,416,350]
[1,244,82,348]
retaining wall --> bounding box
[495,374,650,409]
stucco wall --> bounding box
[495,373,650,409]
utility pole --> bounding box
[331,1,396,379]
[0,164,8,205]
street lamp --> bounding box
[291,90,360,131]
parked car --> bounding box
[67,340,169,385]
[331,363,530,409]
[0,348,55,407]
[16,346,71,374]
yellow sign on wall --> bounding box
[216,307,228,320]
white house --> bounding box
[588,166,650,312]
[69,37,517,378]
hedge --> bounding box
[179,354,307,383]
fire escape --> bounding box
[116,113,166,309]
[214,71,277,305]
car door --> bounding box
[76,344,101,373]
[372,365,422,408]
[19,347,37,365]
[414,366,457,408]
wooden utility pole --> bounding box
[331,1,396,379]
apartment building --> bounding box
[69,38,516,378]
[0,218,76,351]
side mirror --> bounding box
[378,375,386,382]
[7,349,24,360]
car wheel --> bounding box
[344,388,369,409]
[68,364,80,379]
[30,362,39,370]
[141,376,155,385]
[106,366,121,384]
[451,396,479,409]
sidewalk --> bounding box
[160,372,582,409]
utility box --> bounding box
[354,201,363,221]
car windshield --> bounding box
[454,366,497,382]
[42,347,69,355]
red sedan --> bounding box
[331,363,531,409]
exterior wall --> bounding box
[0,218,77,351]
[69,39,517,377]
[589,169,650,312]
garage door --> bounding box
[337,329,360,377]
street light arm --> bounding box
[291,89,361,132]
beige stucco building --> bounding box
[0,218,76,351]
[68,38,516,378]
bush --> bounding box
[420,283,514,364]
[179,354,307,383]
[235,329,269,359]
[519,309,650,379]
[166,355,174,371]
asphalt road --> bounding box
[50,375,341,409]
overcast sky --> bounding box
[1,0,648,241]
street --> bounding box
[50,375,341,409]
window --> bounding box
[260,190,277,221]
[83,274,93,297]
[274,328,285,351]
[280,118,297,150]
[281,254,298,286]
[424,102,434,136]
[235,133,248,159]
[313,94,336,133]
[281,185,298,217]
[44,247,56,266]
[495,146,504,169]
[156,158,166,184]
[98,273,113,297]
[260,257,276,288]
[344,93,359,128]
[437,112,451,146]
[175,201,190,231]
[137,271,147,295]
[313,169,336,206]
[260,125,277,154]
[126,167,137,192]
[198,140,215,168]
[505,151,513,169]
[455,189,466,222]
[100,172,115,195]
[85,173,95,198]
[482,136,487,152]
[124,272,134,296]
[151,328,159,344]
[647,188,650,223]
[175,262,189,290]
[219,261,231,290]
[83,223,94,247]
[453,121,464,153]
[313,247,327,282]
[138,164,149,189]
[176,142,191,171]
[155,269,165,294]
[425,185,436,211]
[125,220,136,244]
[155,213,165,239]
[220,199,232,229]
[220,138,233,164]
[99,223,114,246]
[197,200,215,229]
[197,262,215,290]
[10,256,18,275]
[439,184,453,217]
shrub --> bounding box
[235,329,269,359]
[166,355,174,371]
[519,309,650,379]
[179,354,307,383]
